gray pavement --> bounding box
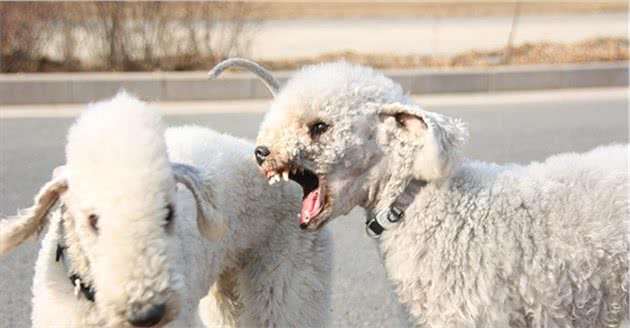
[3,62,627,105]
[0,88,628,327]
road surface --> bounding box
[0,88,627,327]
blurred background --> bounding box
[1,2,628,328]
[1,1,627,73]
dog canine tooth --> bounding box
[300,216,312,230]
[282,171,289,181]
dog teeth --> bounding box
[268,173,277,185]
[268,169,291,186]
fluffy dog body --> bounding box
[0,93,332,327]
[380,145,628,327]
[209,59,629,327]
[1,94,214,327]
[165,126,332,327]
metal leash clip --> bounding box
[366,206,404,239]
[386,206,404,223]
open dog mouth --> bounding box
[265,168,327,230]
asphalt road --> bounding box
[0,88,627,327]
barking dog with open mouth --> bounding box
[210,58,463,232]
[209,58,629,328]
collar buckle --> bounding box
[365,217,385,239]
[365,206,404,238]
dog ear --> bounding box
[0,167,68,256]
[377,102,468,181]
[171,163,226,241]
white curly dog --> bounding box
[0,93,332,327]
[209,58,629,327]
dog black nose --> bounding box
[255,146,271,165]
[128,303,166,327]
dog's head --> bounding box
[0,93,219,327]
[248,61,467,230]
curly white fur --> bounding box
[0,93,332,327]
[235,60,629,327]
[165,126,332,328]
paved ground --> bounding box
[0,88,627,327]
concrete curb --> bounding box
[1,62,627,105]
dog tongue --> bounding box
[299,188,321,226]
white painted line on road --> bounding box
[1,88,627,119]
[0,99,273,119]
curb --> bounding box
[1,62,627,105]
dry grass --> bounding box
[258,37,629,70]
[0,2,262,73]
[257,2,628,19]
[6,36,627,73]
[1,2,627,73]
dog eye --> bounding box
[395,114,406,127]
[309,122,329,139]
[88,214,99,232]
[164,204,174,227]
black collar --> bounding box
[365,179,425,238]
[56,205,96,302]
[56,244,96,302]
